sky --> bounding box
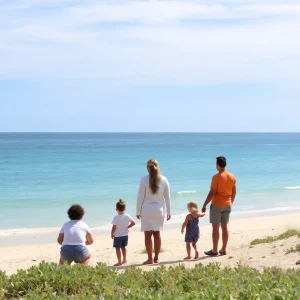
[1,0,300,132]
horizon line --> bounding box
[1,132,300,134]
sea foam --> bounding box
[284,186,300,190]
[177,190,198,195]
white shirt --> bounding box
[136,175,171,215]
[111,214,134,237]
[59,220,91,246]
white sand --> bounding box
[1,214,300,275]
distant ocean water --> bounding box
[1,133,300,234]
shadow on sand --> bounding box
[110,255,212,270]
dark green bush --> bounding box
[1,262,300,299]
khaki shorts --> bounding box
[210,205,231,224]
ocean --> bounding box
[1,133,300,234]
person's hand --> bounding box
[181,229,184,234]
[136,215,141,220]
[167,215,171,221]
[111,234,114,239]
[202,206,206,213]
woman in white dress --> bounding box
[136,159,171,264]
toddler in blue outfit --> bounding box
[111,199,136,266]
[181,202,205,260]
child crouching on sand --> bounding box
[111,199,136,266]
[181,202,205,260]
[57,204,94,265]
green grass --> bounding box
[1,262,300,299]
[285,244,300,255]
[250,229,300,246]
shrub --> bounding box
[1,262,300,299]
[250,229,300,245]
[285,244,300,254]
[0,271,8,299]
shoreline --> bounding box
[1,208,300,247]
[1,213,300,275]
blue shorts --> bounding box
[60,245,89,263]
[113,236,128,248]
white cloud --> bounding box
[15,25,88,43]
[66,1,300,23]
[0,0,81,10]
[3,1,300,21]
[1,0,300,84]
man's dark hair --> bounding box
[216,156,227,168]
[116,199,126,212]
[68,204,85,220]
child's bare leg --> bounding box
[192,242,199,259]
[121,247,127,264]
[80,253,91,266]
[185,243,192,259]
[114,248,122,266]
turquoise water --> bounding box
[1,133,300,231]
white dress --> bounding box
[136,175,171,232]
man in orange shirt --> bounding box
[202,156,236,256]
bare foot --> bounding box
[142,260,154,265]
[114,262,122,267]
[154,256,159,264]
[122,260,127,265]
[194,251,199,260]
[184,256,192,260]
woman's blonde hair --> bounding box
[187,202,198,213]
[147,159,161,194]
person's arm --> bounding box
[57,225,64,245]
[202,188,216,212]
[128,220,136,229]
[136,179,146,219]
[181,215,191,234]
[127,215,136,229]
[198,212,206,218]
[163,178,171,221]
[202,175,217,213]
[86,232,94,245]
[111,225,117,239]
[57,233,64,245]
[231,186,236,205]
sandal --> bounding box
[204,250,218,257]
[219,250,227,256]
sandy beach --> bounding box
[1,214,300,275]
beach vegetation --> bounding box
[285,244,300,254]
[1,262,300,299]
[250,229,299,245]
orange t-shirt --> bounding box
[211,171,236,207]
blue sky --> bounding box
[1,0,300,132]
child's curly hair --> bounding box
[68,204,85,220]
[187,202,199,213]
